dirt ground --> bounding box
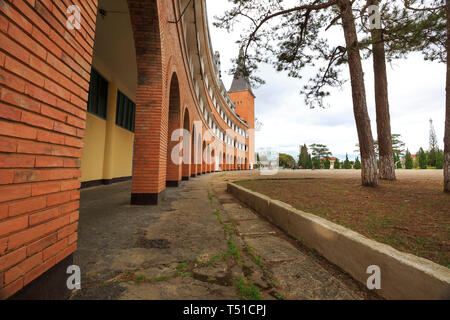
[236,169,450,267]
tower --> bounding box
[228,49,256,167]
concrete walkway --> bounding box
[72,171,380,300]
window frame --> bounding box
[87,68,108,119]
[115,90,136,132]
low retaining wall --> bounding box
[227,182,450,300]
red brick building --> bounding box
[0,0,255,299]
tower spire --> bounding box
[229,48,254,96]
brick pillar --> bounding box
[190,133,196,177]
[0,0,98,299]
[182,135,191,181]
[129,0,167,205]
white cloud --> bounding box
[206,1,446,161]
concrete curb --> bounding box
[227,182,450,300]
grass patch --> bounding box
[175,270,192,277]
[151,275,172,282]
[224,223,234,235]
[273,291,285,300]
[213,210,223,224]
[236,277,262,300]
[224,237,242,265]
[135,274,147,283]
[236,178,450,267]
[176,262,189,271]
[253,256,263,267]
[206,254,224,266]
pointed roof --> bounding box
[229,48,255,97]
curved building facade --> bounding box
[0,0,255,298]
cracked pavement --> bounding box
[71,170,380,300]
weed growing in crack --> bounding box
[224,223,234,235]
[206,254,223,266]
[135,274,147,283]
[151,275,172,282]
[236,277,262,300]
[253,256,263,267]
[175,270,192,277]
[213,210,223,224]
[224,237,242,265]
[176,262,189,271]
[273,291,285,300]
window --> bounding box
[116,90,136,132]
[87,68,108,119]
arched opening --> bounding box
[182,108,191,180]
[197,134,203,175]
[191,125,196,177]
[81,0,138,189]
[202,141,207,174]
[211,149,216,172]
[234,156,237,171]
[166,73,182,187]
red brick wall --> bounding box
[0,0,251,299]
[0,0,98,298]
[229,90,255,165]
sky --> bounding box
[205,0,446,161]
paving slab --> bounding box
[222,203,258,221]
[243,236,303,263]
[236,220,276,236]
[271,259,363,300]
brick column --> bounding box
[129,0,167,204]
[0,0,97,299]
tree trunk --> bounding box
[338,0,378,186]
[372,27,396,180]
[369,0,395,180]
[444,0,450,192]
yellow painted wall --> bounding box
[81,113,107,182]
[111,126,134,178]
[80,104,135,183]
[80,2,137,184]
[80,62,135,183]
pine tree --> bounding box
[313,157,321,169]
[428,119,439,167]
[298,144,309,169]
[343,153,352,169]
[309,144,332,160]
[436,149,444,169]
[324,156,331,169]
[215,0,378,186]
[306,154,313,169]
[354,157,362,169]
[405,149,413,169]
[394,152,403,169]
[418,147,428,169]
[334,158,341,169]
